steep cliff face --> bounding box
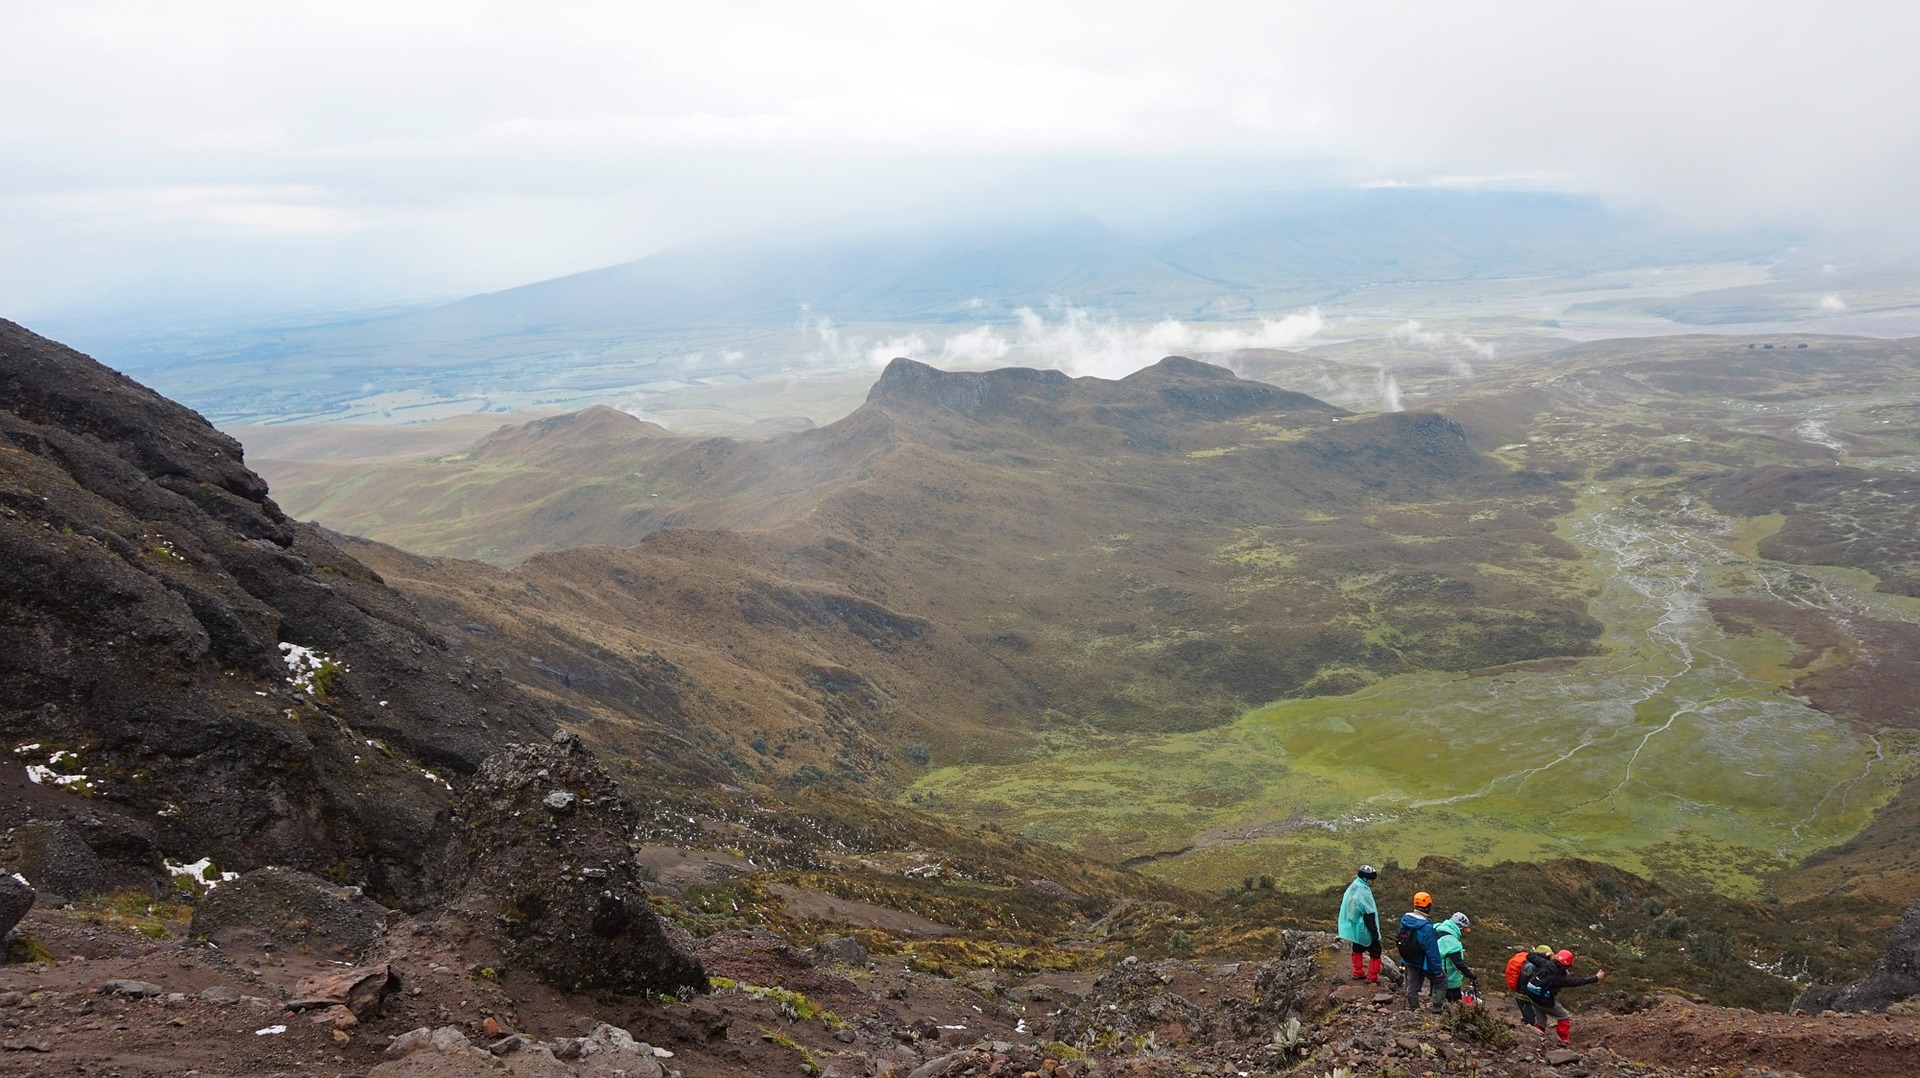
[0,320,552,902]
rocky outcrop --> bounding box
[189,867,390,957]
[0,319,555,902]
[438,732,705,997]
[0,872,32,940]
[1800,891,1920,1012]
[1051,956,1201,1048]
[15,821,104,899]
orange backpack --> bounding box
[1504,951,1531,990]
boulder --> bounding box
[553,1023,667,1078]
[0,873,33,940]
[1051,955,1199,1047]
[287,962,398,1021]
[15,820,105,898]
[814,935,871,969]
[438,733,704,997]
[189,867,388,957]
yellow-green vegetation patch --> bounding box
[907,478,1913,897]
[709,977,842,1028]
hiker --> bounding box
[1337,864,1382,982]
[1433,911,1479,1004]
[1395,891,1446,1012]
[1519,949,1606,1044]
[1507,945,1555,1027]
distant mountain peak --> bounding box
[866,357,1072,414]
[1121,354,1243,382]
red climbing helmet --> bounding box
[1554,950,1575,967]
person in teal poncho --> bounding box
[1336,864,1382,982]
[1433,911,1479,1004]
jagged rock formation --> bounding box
[1798,890,1920,1013]
[437,732,705,997]
[0,319,554,902]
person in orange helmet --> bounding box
[1519,949,1606,1043]
[1394,891,1446,1012]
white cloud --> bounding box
[1819,293,1848,311]
[6,2,1920,317]
[977,304,1324,379]
[1377,370,1403,413]
[1391,320,1491,377]
[941,325,1011,362]
[866,335,929,368]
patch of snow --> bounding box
[278,641,348,696]
[12,742,41,755]
[254,1024,287,1036]
[9,873,28,887]
[165,856,239,888]
[25,764,87,786]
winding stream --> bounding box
[909,479,1915,894]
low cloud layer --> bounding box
[4,3,1917,320]
[796,304,1324,380]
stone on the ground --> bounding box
[97,979,166,998]
[553,1023,666,1078]
[189,866,388,956]
[374,1025,511,1075]
[287,962,398,1020]
[16,821,104,899]
[438,737,704,997]
[0,874,32,940]
[814,935,870,968]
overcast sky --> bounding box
[3,1,1916,322]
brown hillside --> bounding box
[333,356,1599,787]
[0,320,553,903]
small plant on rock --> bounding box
[1442,1001,1515,1049]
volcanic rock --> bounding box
[438,734,704,997]
[190,867,389,956]
[0,873,33,939]
[287,962,398,1021]
[1817,890,1920,1012]
[0,319,554,902]
[1051,955,1199,1047]
[14,821,104,899]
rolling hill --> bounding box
[305,355,1600,795]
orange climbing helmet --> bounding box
[1412,891,1433,909]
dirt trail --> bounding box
[9,895,1920,1077]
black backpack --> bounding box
[1395,919,1424,963]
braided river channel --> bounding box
[908,481,1919,895]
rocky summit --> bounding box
[1,318,553,902]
